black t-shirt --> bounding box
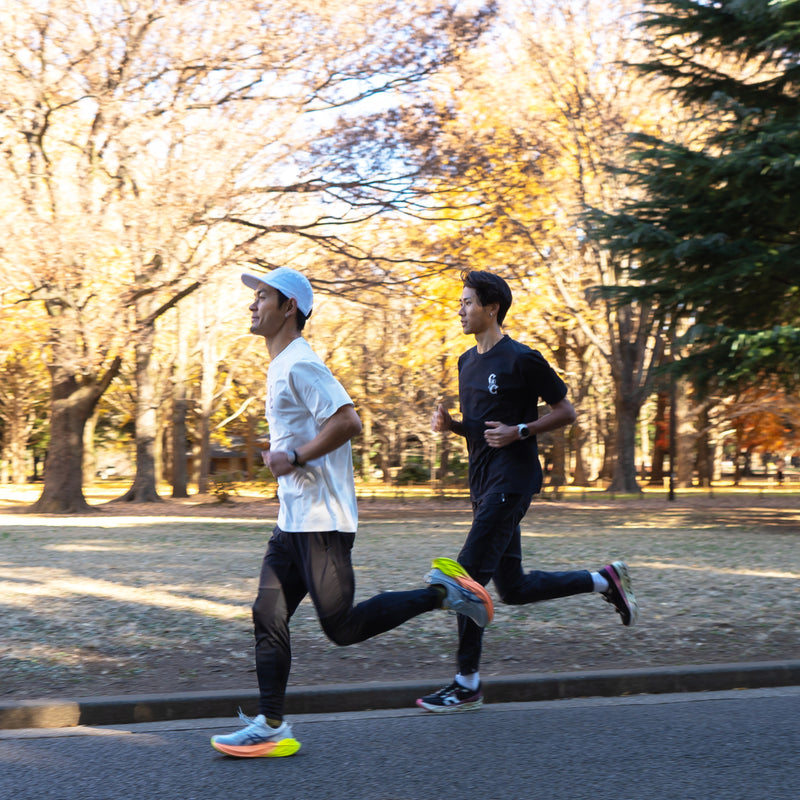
[457,335,567,500]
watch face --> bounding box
[519,424,529,439]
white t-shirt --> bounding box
[266,337,358,533]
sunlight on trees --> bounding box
[1,0,798,507]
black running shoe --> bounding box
[416,680,483,712]
[599,560,638,626]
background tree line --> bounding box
[1,0,798,512]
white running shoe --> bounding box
[211,710,301,758]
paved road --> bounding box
[3,687,799,800]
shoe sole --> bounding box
[607,560,638,626]
[431,557,494,624]
[210,737,301,758]
[429,569,489,627]
[415,696,483,712]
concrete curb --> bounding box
[2,660,799,730]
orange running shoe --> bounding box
[426,557,494,627]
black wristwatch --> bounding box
[288,450,305,467]
[517,423,530,440]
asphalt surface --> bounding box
[2,658,799,730]
[3,688,800,800]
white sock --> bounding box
[456,671,480,691]
[591,571,609,593]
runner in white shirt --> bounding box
[264,336,358,534]
[210,267,493,758]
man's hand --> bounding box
[484,420,518,448]
[431,403,453,433]
[265,449,296,478]
[261,403,363,480]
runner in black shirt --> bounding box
[417,270,639,712]
[458,336,566,500]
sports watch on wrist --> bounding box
[518,423,530,440]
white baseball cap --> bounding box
[241,267,314,316]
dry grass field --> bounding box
[1,485,798,700]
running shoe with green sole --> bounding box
[211,711,301,758]
[426,557,494,627]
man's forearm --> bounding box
[448,418,466,437]
[527,398,577,436]
[294,404,362,464]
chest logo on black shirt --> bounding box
[488,373,498,395]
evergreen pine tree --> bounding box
[592,0,800,389]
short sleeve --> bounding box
[288,359,353,425]
[519,350,567,406]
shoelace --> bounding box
[235,708,288,737]
[236,708,260,727]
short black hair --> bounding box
[275,288,311,331]
[461,270,513,325]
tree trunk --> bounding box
[196,356,213,495]
[171,309,190,498]
[608,393,642,493]
[376,432,391,484]
[604,303,663,494]
[695,429,713,487]
[197,410,211,495]
[171,391,189,497]
[31,356,121,513]
[196,294,218,495]
[675,377,695,488]
[118,279,200,502]
[549,343,570,487]
[598,423,615,481]
[360,403,373,482]
[117,322,162,503]
[32,389,90,512]
[570,422,590,485]
[649,390,668,485]
[549,428,568,487]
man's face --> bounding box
[248,284,286,338]
[458,286,495,336]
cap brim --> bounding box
[240,269,313,316]
[241,272,268,291]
